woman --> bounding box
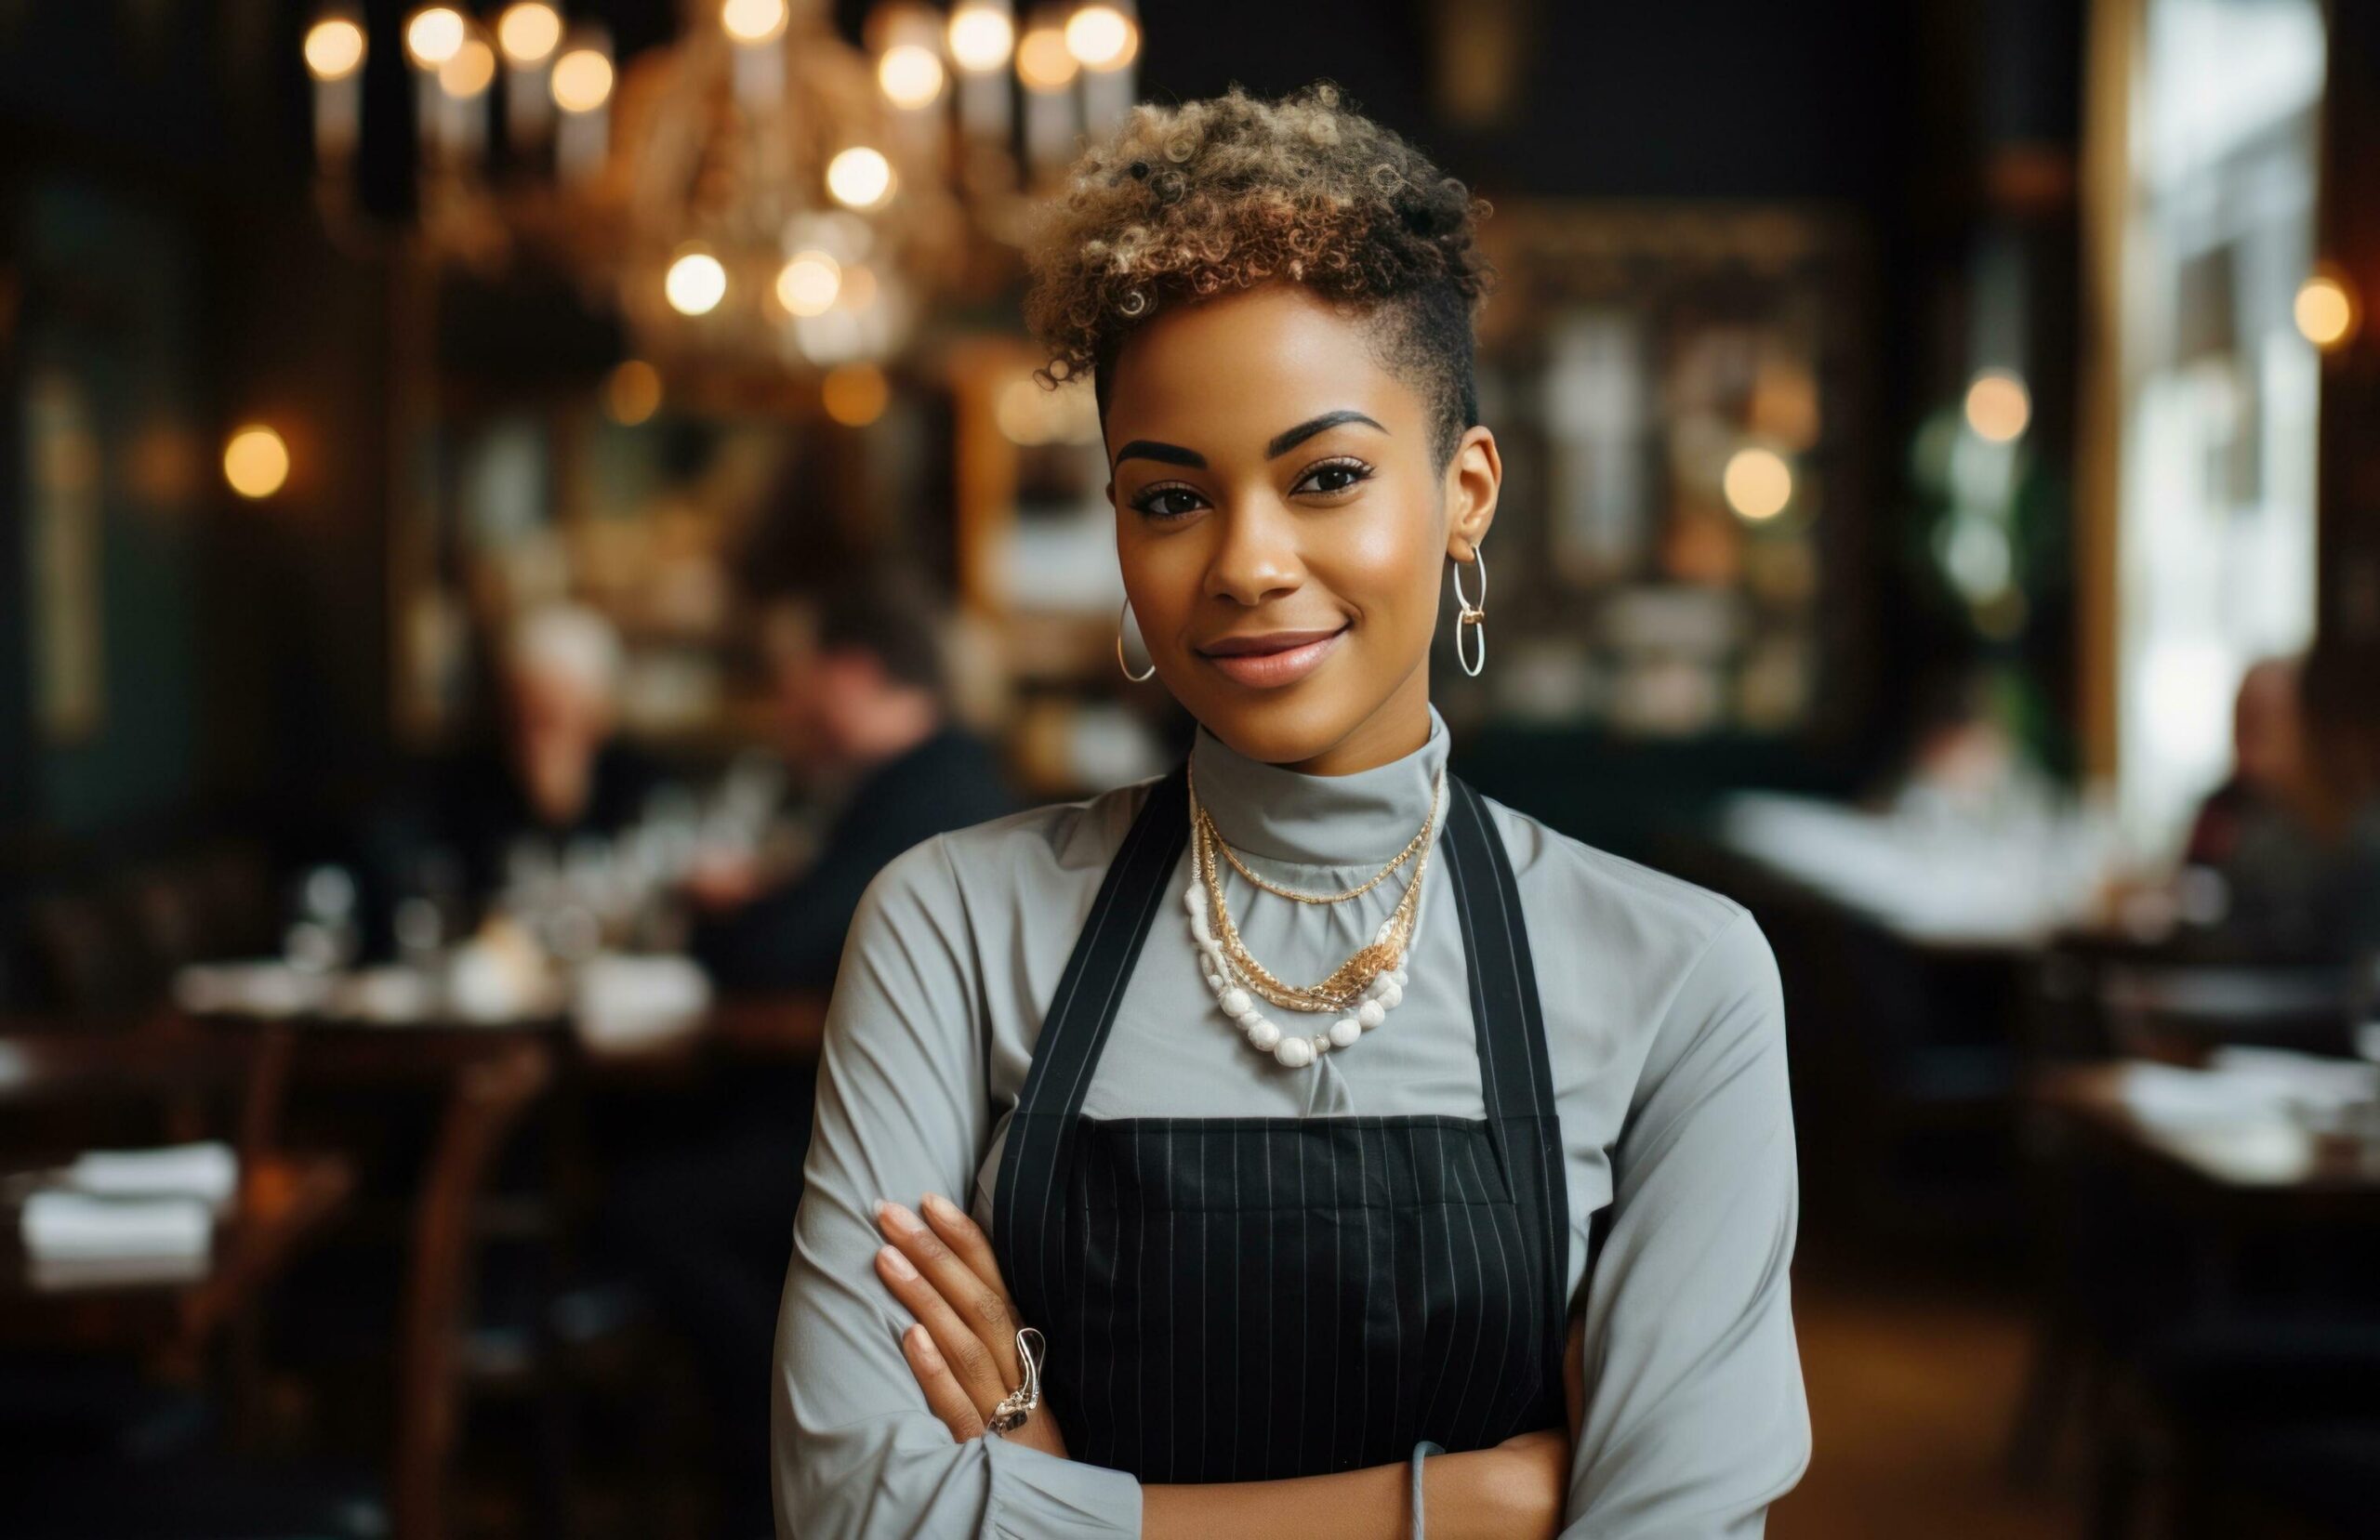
[774,86,1809,1538]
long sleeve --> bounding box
[772,836,1144,1538]
[1561,908,1810,1538]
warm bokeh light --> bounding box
[878,44,946,110]
[1064,5,1138,71]
[664,251,729,316]
[403,7,467,69]
[821,363,891,427]
[774,251,842,317]
[605,361,663,426]
[496,2,563,64]
[826,147,894,209]
[1015,23,1078,90]
[440,38,498,98]
[1722,446,1793,521]
[1964,369,2031,443]
[994,375,1099,445]
[303,19,367,81]
[839,263,879,310]
[222,426,291,500]
[549,47,614,112]
[947,3,1016,72]
[721,0,790,46]
[2294,273,2357,350]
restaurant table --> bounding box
[1714,790,2113,954]
[0,1023,358,1498]
[2031,1060,2380,1192]
[2027,1059,2380,1298]
[1,1151,353,1362]
[2009,1057,2380,1507]
[0,1022,271,1111]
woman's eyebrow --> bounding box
[1267,410,1388,458]
[1113,440,1206,468]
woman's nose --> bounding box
[1204,504,1303,607]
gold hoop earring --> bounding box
[1451,547,1487,678]
[1116,599,1157,683]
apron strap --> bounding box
[995,765,1191,1312]
[994,761,1572,1436]
[1443,774,1572,1415]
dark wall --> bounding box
[1,2,398,863]
[1146,0,1921,202]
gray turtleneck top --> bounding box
[774,705,1809,1537]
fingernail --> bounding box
[920,1191,961,1223]
[879,1244,918,1281]
[880,1201,925,1236]
[907,1323,944,1370]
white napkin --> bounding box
[66,1141,239,1212]
[2203,1046,2380,1114]
[2115,1061,2289,1128]
[174,961,329,1018]
[20,1191,213,1262]
[332,967,439,1024]
[574,954,712,1051]
[2117,1052,2378,1131]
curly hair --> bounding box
[1024,84,1492,467]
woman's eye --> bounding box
[1293,459,1372,497]
[1131,484,1206,519]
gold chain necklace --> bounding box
[1188,774,1440,1014]
[1185,761,1441,905]
[1197,822,1420,1011]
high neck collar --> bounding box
[1187,704,1451,865]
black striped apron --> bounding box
[991,764,1570,1482]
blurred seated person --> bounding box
[610,568,1012,1535]
[441,602,665,900]
[683,569,1014,994]
[2178,644,2380,964]
[2181,655,2304,868]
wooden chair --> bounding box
[390,1039,552,1540]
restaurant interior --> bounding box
[6,0,2380,1535]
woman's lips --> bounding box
[1196,625,1348,689]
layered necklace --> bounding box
[1183,761,1444,1069]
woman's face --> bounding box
[1103,283,1500,774]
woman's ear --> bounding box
[1443,425,1501,561]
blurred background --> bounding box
[4,1,2379,1535]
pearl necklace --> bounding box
[1183,772,1441,1068]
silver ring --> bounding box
[987,1326,1047,1435]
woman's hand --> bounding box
[1478,1428,1571,1540]
[872,1191,1068,1458]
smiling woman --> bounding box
[1095,283,1497,769]
[774,85,1809,1540]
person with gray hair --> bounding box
[438,602,666,901]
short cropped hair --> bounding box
[1025,84,1491,467]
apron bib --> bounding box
[992,764,1570,1481]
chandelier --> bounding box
[300,1,1143,371]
